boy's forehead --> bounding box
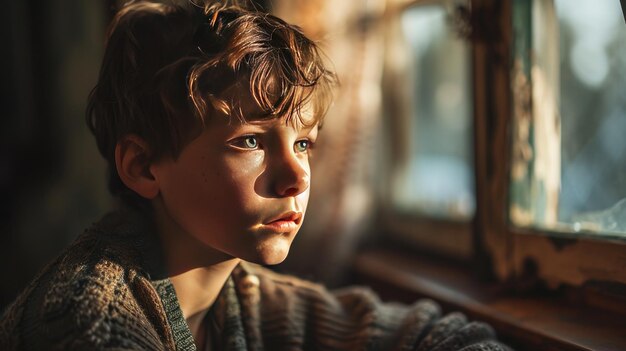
[215,82,318,128]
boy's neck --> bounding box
[169,260,240,348]
[152,199,241,347]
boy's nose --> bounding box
[273,155,310,197]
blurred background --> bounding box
[1,0,115,309]
[2,0,626,315]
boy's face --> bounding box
[152,99,317,266]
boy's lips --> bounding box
[261,211,303,232]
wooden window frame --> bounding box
[379,0,626,297]
[474,0,626,291]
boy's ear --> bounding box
[115,135,160,200]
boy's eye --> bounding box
[243,136,258,149]
[232,135,258,149]
[295,140,310,153]
[231,135,260,150]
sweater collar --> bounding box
[100,205,252,351]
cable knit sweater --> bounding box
[0,208,511,350]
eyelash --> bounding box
[231,135,315,153]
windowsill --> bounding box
[351,248,626,351]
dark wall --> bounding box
[0,0,115,310]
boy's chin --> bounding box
[249,239,292,265]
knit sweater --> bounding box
[0,208,511,350]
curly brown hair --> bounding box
[86,0,336,201]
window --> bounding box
[361,0,626,347]
[392,4,474,220]
[379,0,626,288]
[479,0,626,289]
[509,0,626,238]
[381,0,474,259]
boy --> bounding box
[0,1,510,350]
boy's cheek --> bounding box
[224,151,264,170]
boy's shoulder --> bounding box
[235,264,510,351]
[0,210,170,350]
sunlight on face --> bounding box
[153,98,318,265]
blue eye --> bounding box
[295,140,309,152]
[243,136,258,149]
[232,135,259,149]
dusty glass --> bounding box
[509,0,626,238]
[391,4,474,220]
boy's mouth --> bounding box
[261,211,303,232]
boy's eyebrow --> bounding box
[242,119,319,130]
[241,108,318,127]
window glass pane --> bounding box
[510,0,626,237]
[391,5,474,220]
